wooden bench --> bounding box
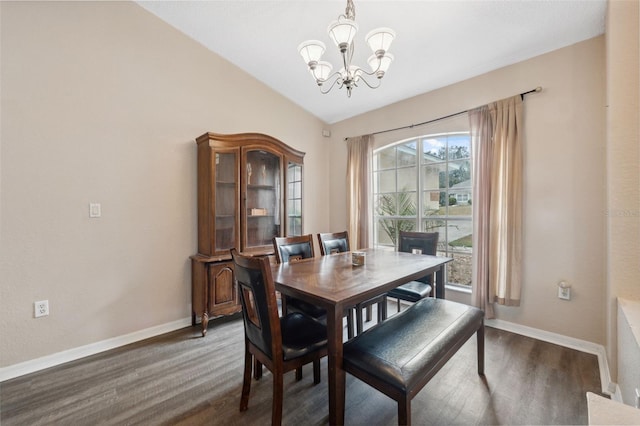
[342,298,484,425]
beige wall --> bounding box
[607,0,640,385]
[0,1,329,368]
[330,36,607,345]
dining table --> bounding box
[270,247,452,425]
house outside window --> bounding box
[373,132,472,286]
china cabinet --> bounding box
[191,132,305,335]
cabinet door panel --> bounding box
[213,150,239,254]
[208,263,239,315]
[286,161,303,236]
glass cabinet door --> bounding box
[243,149,281,252]
[214,150,238,253]
[287,161,303,236]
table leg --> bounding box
[327,305,346,425]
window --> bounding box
[373,132,472,286]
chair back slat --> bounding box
[231,249,281,360]
[398,231,439,286]
[317,231,350,256]
[398,231,439,256]
[273,235,315,264]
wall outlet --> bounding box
[558,286,571,300]
[34,300,49,318]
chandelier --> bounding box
[298,0,395,97]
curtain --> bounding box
[470,95,523,317]
[346,135,373,249]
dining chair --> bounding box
[317,231,387,335]
[388,231,439,312]
[231,249,328,426]
[273,235,354,337]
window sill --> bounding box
[445,283,472,294]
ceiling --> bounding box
[137,1,607,124]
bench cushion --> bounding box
[343,298,483,393]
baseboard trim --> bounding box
[486,318,617,399]
[0,317,192,382]
[1,314,618,398]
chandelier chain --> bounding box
[345,0,356,20]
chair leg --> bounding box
[272,370,284,426]
[346,309,354,339]
[295,367,303,381]
[366,305,373,322]
[356,305,364,335]
[254,359,263,380]
[281,294,289,316]
[398,396,411,426]
[397,298,401,313]
[313,359,321,384]
[377,297,388,322]
[240,345,252,412]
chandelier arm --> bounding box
[318,75,344,94]
[356,75,382,89]
[310,67,340,83]
[354,67,379,78]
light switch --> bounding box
[89,203,101,218]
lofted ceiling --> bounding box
[137,0,607,124]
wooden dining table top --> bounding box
[270,247,452,310]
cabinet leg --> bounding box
[201,312,209,337]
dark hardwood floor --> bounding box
[1,306,602,425]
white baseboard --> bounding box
[0,317,192,382]
[486,318,618,400]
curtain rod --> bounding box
[344,86,542,140]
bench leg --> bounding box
[398,396,411,426]
[477,321,485,375]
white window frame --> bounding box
[372,132,473,286]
